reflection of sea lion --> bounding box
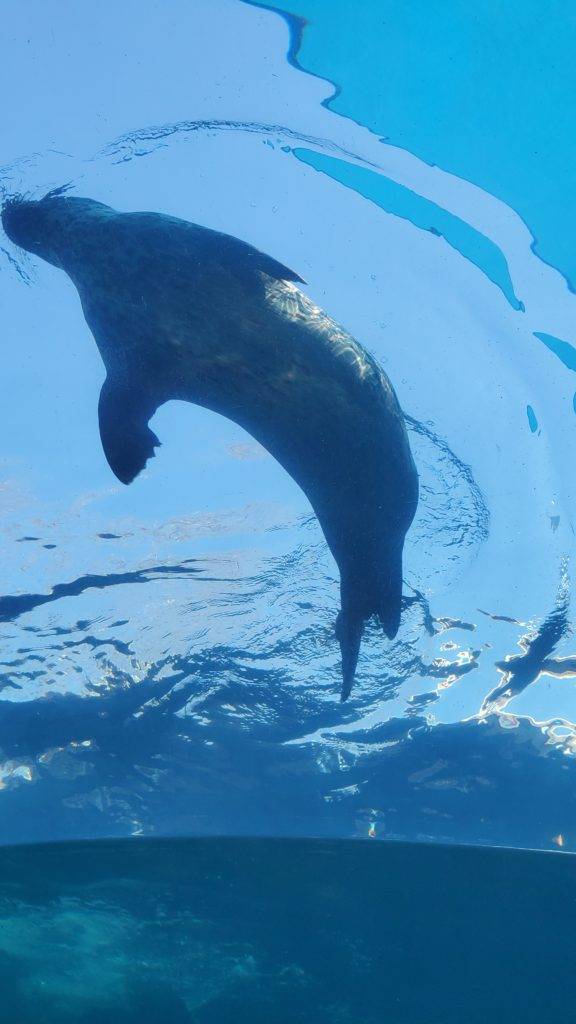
[2,193,418,698]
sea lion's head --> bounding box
[2,193,66,266]
[2,191,112,268]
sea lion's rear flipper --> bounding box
[336,607,364,702]
[98,377,161,484]
[337,555,404,700]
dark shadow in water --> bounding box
[479,607,524,625]
[0,560,213,623]
[481,587,571,713]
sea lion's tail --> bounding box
[337,559,403,701]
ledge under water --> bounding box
[0,834,574,1022]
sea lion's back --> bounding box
[115,211,304,289]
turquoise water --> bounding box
[294,148,523,310]
[1,835,575,1021]
[249,0,576,292]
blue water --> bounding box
[1,836,575,1021]
[1,0,575,862]
[248,0,576,292]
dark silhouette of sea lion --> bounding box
[2,193,418,698]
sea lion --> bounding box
[2,192,418,698]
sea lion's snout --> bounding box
[1,199,39,249]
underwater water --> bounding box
[1,835,576,1022]
[1,0,575,860]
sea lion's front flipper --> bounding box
[98,377,161,484]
